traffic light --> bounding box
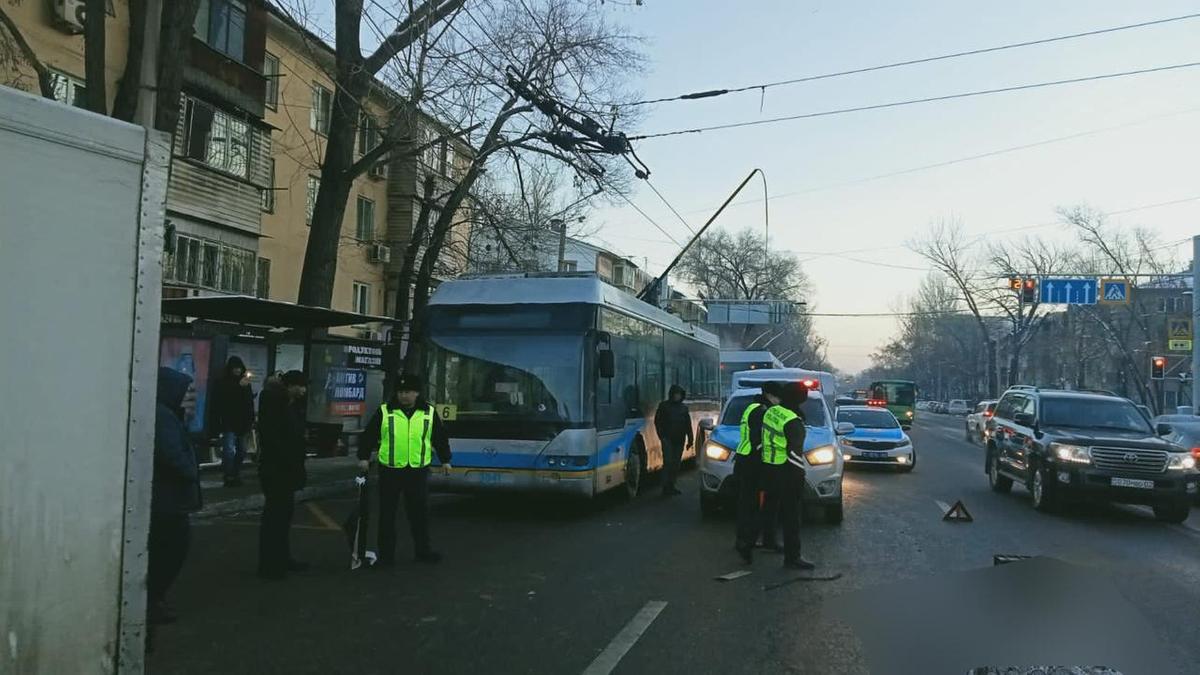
[1151,356,1166,380]
[1021,278,1037,303]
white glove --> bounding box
[442,463,452,476]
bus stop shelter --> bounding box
[160,295,396,459]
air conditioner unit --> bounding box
[369,162,389,179]
[369,243,391,263]
[53,0,86,34]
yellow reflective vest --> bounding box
[735,402,762,456]
[761,405,799,466]
[377,404,435,468]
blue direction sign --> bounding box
[1038,278,1097,305]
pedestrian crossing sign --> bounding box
[1168,318,1191,340]
[1099,278,1131,305]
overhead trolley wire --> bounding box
[621,12,1200,108]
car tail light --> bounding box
[983,411,993,417]
[801,379,819,390]
[1191,447,1200,461]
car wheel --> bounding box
[826,496,844,524]
[988,453,1013,493]
[624,444,645,499]
[1152,501,1190,524]
[699,490,719,517]
[1029,465,1056,512]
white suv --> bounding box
[948,400,970,416]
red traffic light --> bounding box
[1023,279,1035,290]
[1153,357,1166,367]
[801,378,819,390]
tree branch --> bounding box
[363,0,467,75]
[0,7,54,99]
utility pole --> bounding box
[1192,235,1200,413]
[552,218,566,271]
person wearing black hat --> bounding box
[360,372,451,566]
[760,381,816,570]
[256,370,310,580]
[733,381,782,564]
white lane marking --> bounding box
[934,500,951,515]
[582,601,668,675]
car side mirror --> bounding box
[1156,423,1173,436]
[699,417,715,432]
[1013,412,1036,427]
[835,422,855,435]
[598,349,615,379]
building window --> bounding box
[263,52,280,110]
[561,260,578,272]
[256,258,271,298]
[194,0,247,62]
[261,158,275,212]
[201,242,220,288]
[306,175,320,224]
[169,235,202,285]
[49,71,87,108]
[165,234,255,293]
[356,196,375,241]
[182,98,252,179]
[311,83,332,135]
[353,282,371,315]
[358,113,380,155]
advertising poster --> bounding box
[326,367,367,416]
[159,337,212,433]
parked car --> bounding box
[966,400,997,444]
[948,399,970,415]
[699,386,849,523]
[984,388,1199,522]
[836,406,915,471]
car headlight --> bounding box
[1167,453,1197,471]
[905,410,914,418]
[705,443,732,462]
[804,445,837,465]
[1050,443,1091,465]
[897,438,912,447]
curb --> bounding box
[195,479,357,519]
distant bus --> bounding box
[424,274,721,498]
[720,349,784,393]
[868,379,917,427]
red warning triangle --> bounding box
[942,500,973,522]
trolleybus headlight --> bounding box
[705,443,732,462]
[804,445,837,465]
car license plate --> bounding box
[1111,476,1154,489]
[862,451,887,460]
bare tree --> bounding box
[983,236,1072,385]
[909,218,999,397]
[0,2,54,97]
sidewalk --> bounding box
[196,456,361,518]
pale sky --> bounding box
[584,0,1200,373]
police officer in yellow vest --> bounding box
[734,381,782,564]
[761,382,816,570]
[359,374,451,566]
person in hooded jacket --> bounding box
[211,355,255,487]
[654,384,694,496]
[256,370,309,580]
[149,367,203,624]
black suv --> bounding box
[984,388,1199,523]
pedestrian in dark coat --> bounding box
[211,356,255,486]
[256,370,309,579]
[654,384,694,496]
[149,367,202,624]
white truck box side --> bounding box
[0,86,168,674]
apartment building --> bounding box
[3,1,473,329]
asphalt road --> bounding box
[150,414,1200,674]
